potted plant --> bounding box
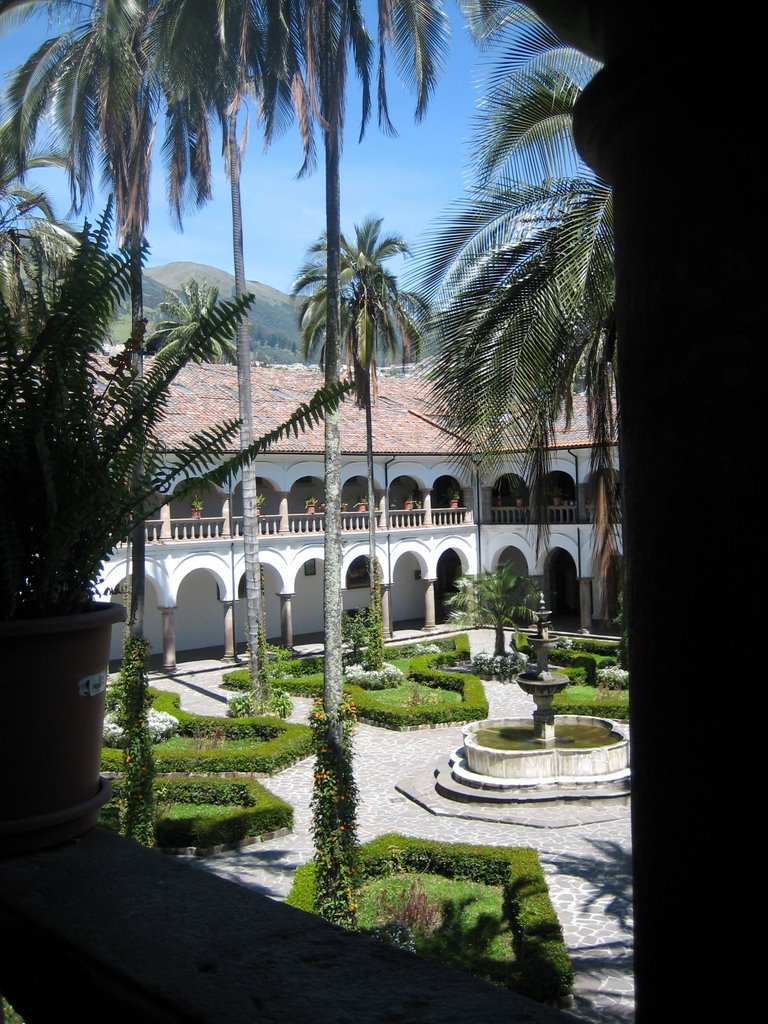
[355,494,368,512]
[255,493,265,515]
[549,485,564,507]
[449,488,461,509]
[404,492,419,510]
[190,495,204,519]
[0,210,348,854]
[305,496,318,514]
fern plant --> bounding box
[0,206,350,620]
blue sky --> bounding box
[0,5,491,295]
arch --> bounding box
[424,460,473,490]
[544,469,576,505]
[493,545,531,576]
[432,473,465,508]
[291,555,325,639]
[387,463,429,490]
[484,534,536,575]
[428,535,475,578]
[388,473,422,510]
[170,554,232,603]
[492,472,529,507]
[340,460,386,490]
[544,547,579,618]
[283,461,326,491]
[390,551,427,629]
[390,542,429,578]
[174,568,225,653]
[435,548,463,624]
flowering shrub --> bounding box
[554,636,574,650]
[366,921,417,953]
[102,707,179,747]
[408,643,440,656]
[310,699,359,928]
[471,651,526,680]
[597,666,629,691]
[344,662,404,690]
[226,686,294,719]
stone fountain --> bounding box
[437,596,630,803]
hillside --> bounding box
[112,262,302,363]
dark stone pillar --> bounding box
[570,15,763,1020]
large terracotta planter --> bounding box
[0,602,126,855]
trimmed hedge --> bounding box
[569,637,620,656]
[287,834,573,1005]
[220,638,485,730]
[351,650,487,728]
[553,688,629,719]
[101,690,313,775]
[105,774,293,848]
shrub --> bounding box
[103,707,179,747]
[287,835,573,1004]
[596,666,629,691]
[344,662,405,690]
[378,879,443,937]
[101,690,312,774]
[471,651,527,680]
[105,775,293,849]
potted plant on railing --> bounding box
[549,486,564,507]
[355,494,368,512]
[449,488,461,509]
[509,477,528,507]
[305,496,318,515]
[190,495,204,519]
[255,493,265,515]
[403,492,419,510]
[0,209,351,855]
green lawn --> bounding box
[358,872,515,988]
[361,681,462,708]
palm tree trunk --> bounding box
[321,16,344,753]
[322,177,344,745]
[227,111,265,701]
[128,235,146,638]
[365,376,383,669]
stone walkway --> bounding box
[148,631,633,1024]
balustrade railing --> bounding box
[138,506,473,544]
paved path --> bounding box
[148,632,633,1023]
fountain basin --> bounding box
[461,716,630,783]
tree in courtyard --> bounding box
[422,2,619,593]
[445,563,536,656]
[154,0,312,704]
[299,0,449,925]
[0,122,76,318]
[146,279,237,363]
[293,216,428,668]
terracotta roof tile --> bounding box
[151,362,608,454]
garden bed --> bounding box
[100,775,293,852]
[221,635,489,731]
[101,689,313,775]
[287,834,573,1005]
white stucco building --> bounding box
[100,362,621,666]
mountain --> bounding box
[112,262,301,364]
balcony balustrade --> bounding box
[137,507,472,545]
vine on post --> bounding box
[309,698,359,927]
[115,632,156,846]
[366,558,384,671]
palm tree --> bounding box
[0,122,76,319]
[445,563,536,656]
[293,216,428,664]
[146,279,237,363]
[301,0,449,743]
[154,0,311,703]
[2,0,167,636]
[423,2,619,591]
[296,0,448,925]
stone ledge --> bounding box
[0,827,571,1023]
